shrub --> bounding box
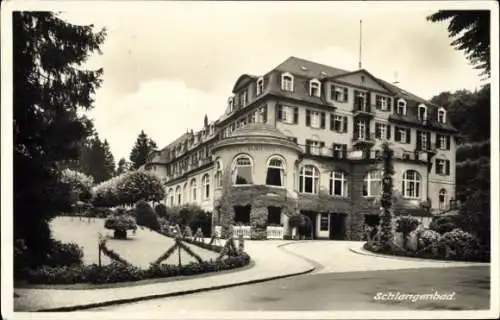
[418,229,441,248]
[45,240,84,267]
[429,216,459,234]
[135,200,161,231]
[104,214,137,239]
[155,203,168,218]
[438,228,482,261]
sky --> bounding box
[56,1,488,163]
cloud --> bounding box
[58,2,485,163]
[89,78,227,162]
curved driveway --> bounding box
[280,240,487,274]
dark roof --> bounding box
[160,132,190,151]
[273,56,350,79]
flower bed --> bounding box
[25,253,250,285]
[24,228,251,285]
[364,227,489,262]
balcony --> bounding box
[352,132,376,147]
[214,225,284,239]
[352,102,374,118]
[299,145,347,159]
[415,142,438,156]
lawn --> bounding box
[50,216,219,269]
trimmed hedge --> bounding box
[24,253,250,284]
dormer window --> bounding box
[309,79,321,97]
[418,104,427,122]
[396,98,407,115]
[438,107,447,124]
[281,72,294,92]
[228,96,234,113]
[256,77,264,96]
[239,90,247,108]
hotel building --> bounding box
[145,57,457,240]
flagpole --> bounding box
[358,19,363,69]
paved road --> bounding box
[91,266,489,312]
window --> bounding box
[437,134,450,150]
[396,99,407,115]
[439,189,448,210]
[309,79,321,97]
[277,105,298,124]
[363,171,382,197]
[438,107,447,124]
[420,132,428,150]
[239,91,247,108]
[183,183,188,204]
[234,205,251,224]
[256,106,268,124]
[215,160,223,188]
[332,144,346,159]
[329,171,348,197]
[331,86,348,102]
[175,186,182,205]
[267,207,282,225]
[375,123,389,140]
[299,165,319,194]
[256,77,264,96]
[202,174,210,200]
[320,213,329,231]
[281,72,294,92]
[305,139,324,155]
[354,91,367,109]
[228,96,234,113]
[306,110,325,129]
[402,170,421,198]
[266,157,285,187]
[168,188,174,207]
[395,127,411,143]
[330,114,347,132]
[376,95,389,111]
[418,104,427,122]
[190,179,197,202]
[435,159,450,175]
[357,120,366,140]
[233,155,253,185]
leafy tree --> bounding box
[116,157,131,175]
[135,200,161,231]
[155,203,168,218]
[116,171,166,205]
[129,130,157,169]
[60,168,94,205]
[63,132,116,183]
[427,10,490,78]
[379,142,395,252]
[13,12,105,267]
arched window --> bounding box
[402,170,421,198]
[363,171,382,197]
[190,179,197,202]
[439,189,448,210]
[397,99,407,115]
[175,186,181,205]
[183,183,188,204]
[168,188,174,207]
[281,72,294,92]
[309,79,321,97]
[233,155,253,185]
[329,171,348,197]
[418,104,427,121]
[214,160,223,188]
[438,107,447,124]
[299,165,319,194]
[266,156,285,186]
[202,174,210,200]
[256,77,264,96]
